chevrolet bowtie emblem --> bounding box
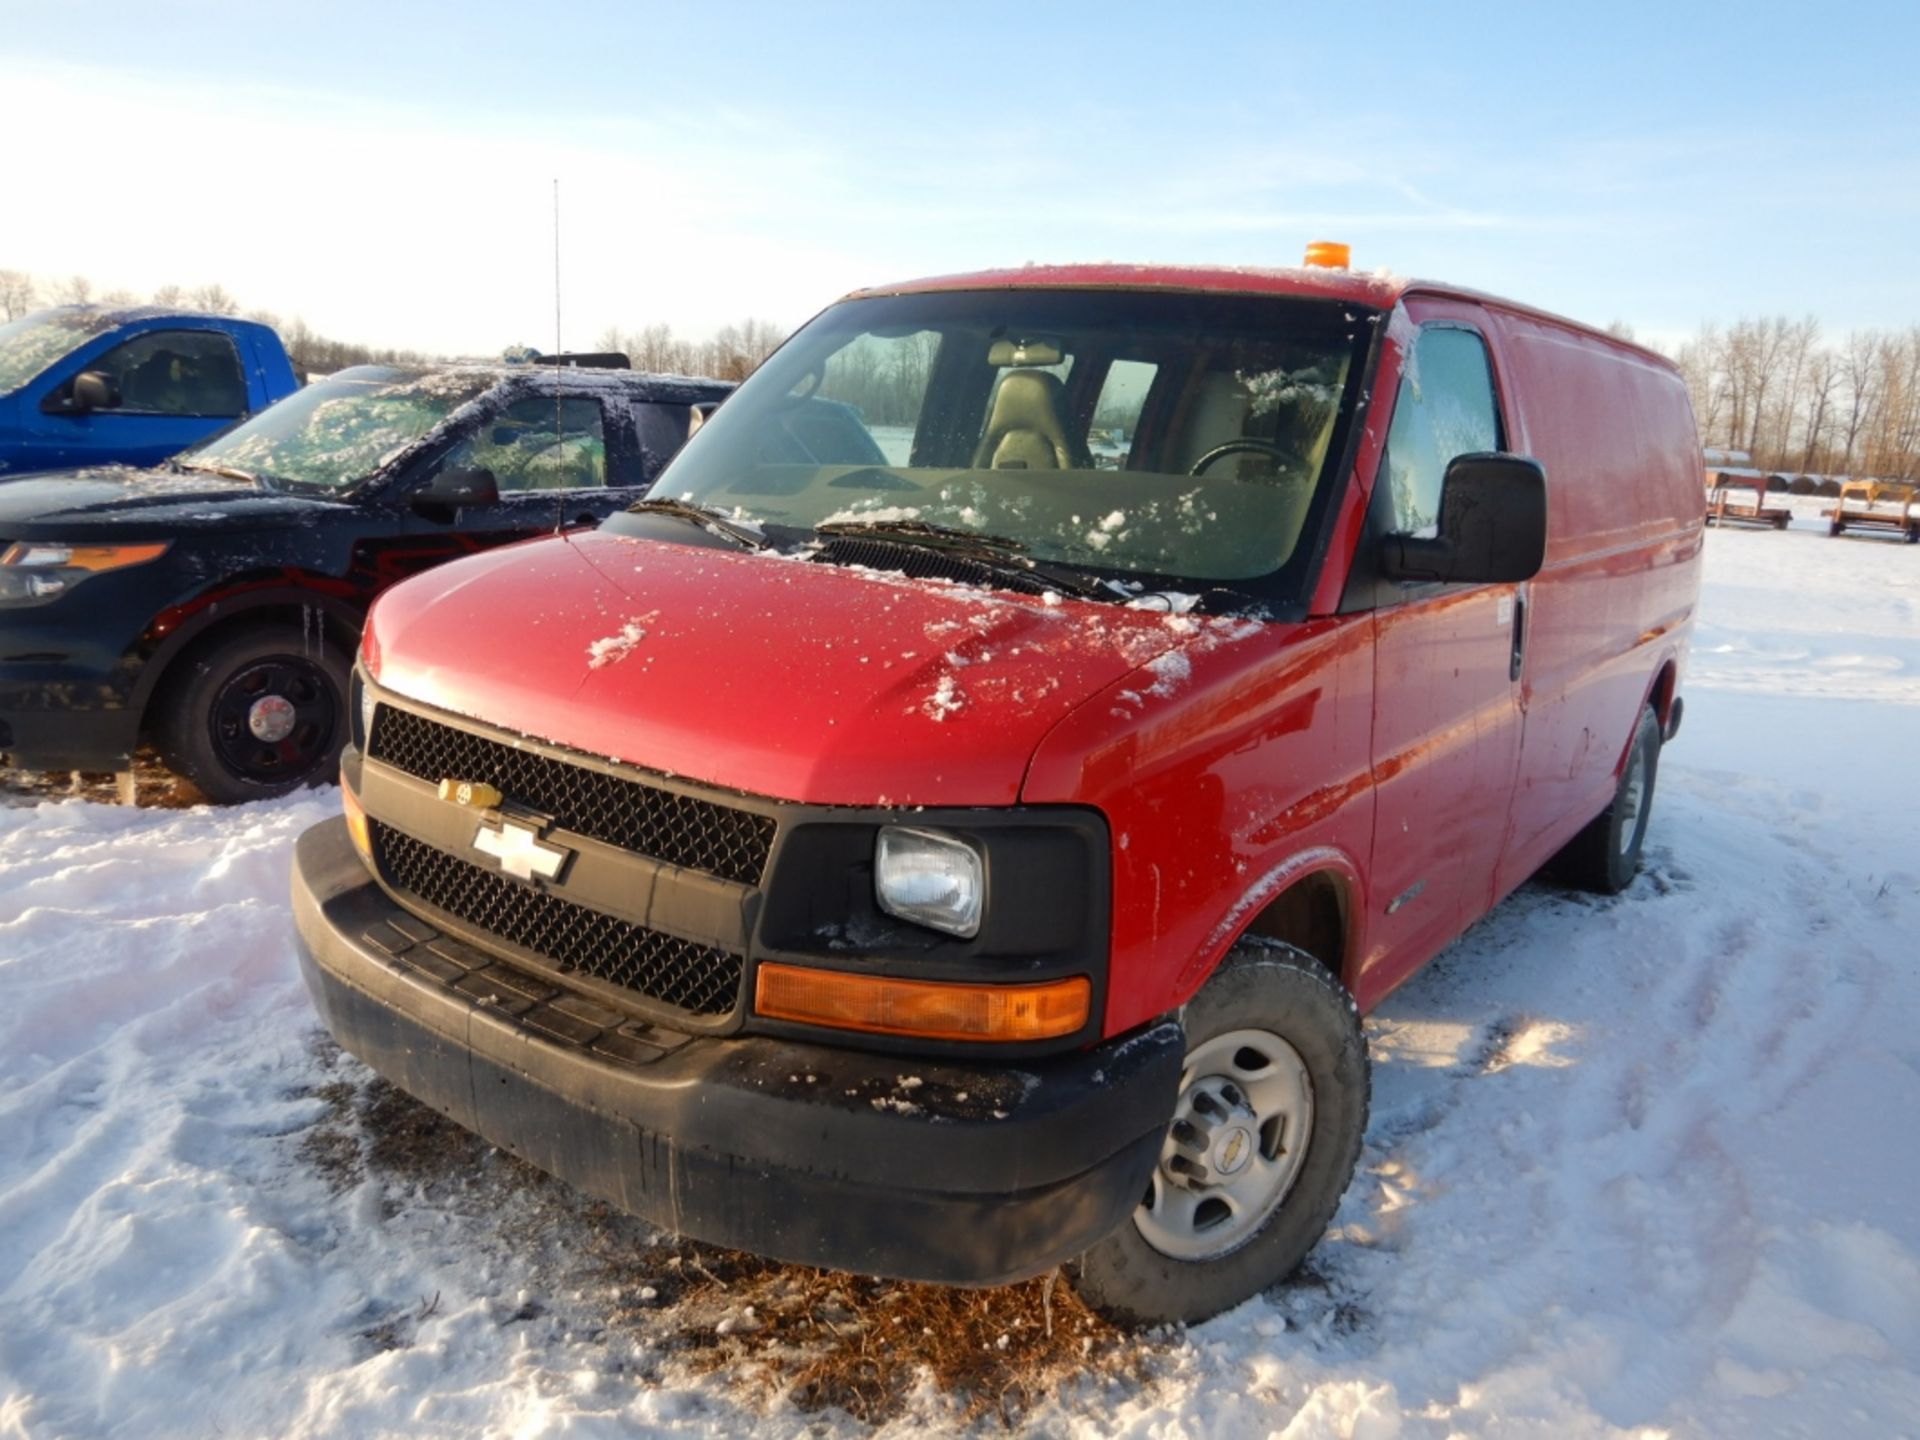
[439,778,504,810]
[471,817,571,884]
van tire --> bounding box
[1069,941,1368,1327]
[1552,704,1662,895]
[153,624,351,804]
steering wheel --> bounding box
[1188,438,1296,477]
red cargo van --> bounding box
[292,262,1703,1324]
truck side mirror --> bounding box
[1378,453,1547,585]
[411,467,500,515]
[41,370,120,416]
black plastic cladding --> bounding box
[368,706,776,885]
[371,820,743,1016]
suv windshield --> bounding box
[187,366,497,491]
[647,289,1374,597]
[0,309,117,394]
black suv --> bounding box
[0,362,731,801]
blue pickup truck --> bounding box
[0,305,302,475]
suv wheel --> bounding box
[1070,941,1369,1326]
[1551,703,1662,894]
[155,625,351,804]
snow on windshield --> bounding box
[194,369,496,490]
[0,308,115,393]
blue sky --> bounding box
[3,0,1915,353]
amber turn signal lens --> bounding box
[754,964,1090,1043]
[1303,240,1351,269]
[0,540,170,571]
[341,782,372,858]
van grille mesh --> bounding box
[368,706,774,885]
[371,821,743,1017]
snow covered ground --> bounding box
[2,518,1917,1437]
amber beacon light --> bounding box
[755,964,1091,1042]
[1303,240,1351,269]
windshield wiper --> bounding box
[172,460,263,486]
[816,518,1030,553]
[627,496,769,550]
[814,518,1124,602]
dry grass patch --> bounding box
[294,1041,1165,1425]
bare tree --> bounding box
[1674,324,1726,444]
[635,322,693,374]
[190,283,239,316]
[151,283,185,308]
[0,269,34,321]
[56,275,94,305]
[1798,347,1840,474]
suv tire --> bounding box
[1070,940,1369,1326]
[154,624,351,804]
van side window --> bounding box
[1382,327,1501,536]
[1090,358,1157,469]
[809,330,942,466]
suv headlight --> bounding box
[0,541,169,606]
[875,826,985,938]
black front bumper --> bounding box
[292,817,1183,1285]
[0,661,141,771]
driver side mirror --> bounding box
[42,370,120,416]
[411,467,500,515]
[1378,453,1547,585]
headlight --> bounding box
[0,541,169,605]
[875,826,985,938]
[358,674,378,749]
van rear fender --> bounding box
[1608,655,1681,780]
[1647,658,1679,732]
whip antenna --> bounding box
[552,176,565,535]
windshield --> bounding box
[0,309,117,394]
[186,367,496,490]
[644,289,1373,597]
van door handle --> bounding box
[1509,590,1527,683]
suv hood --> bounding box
[0,466,343,539]
[366,529,1203,806]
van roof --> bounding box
[845,263,1676,370]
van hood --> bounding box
[0,465,343,539]
[365,528,1203,806]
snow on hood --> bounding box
[365,529,1219,806]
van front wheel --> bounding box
[1069,941,1368,1327]
[1552,704,1662,894]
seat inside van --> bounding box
[974,369,1085,470]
